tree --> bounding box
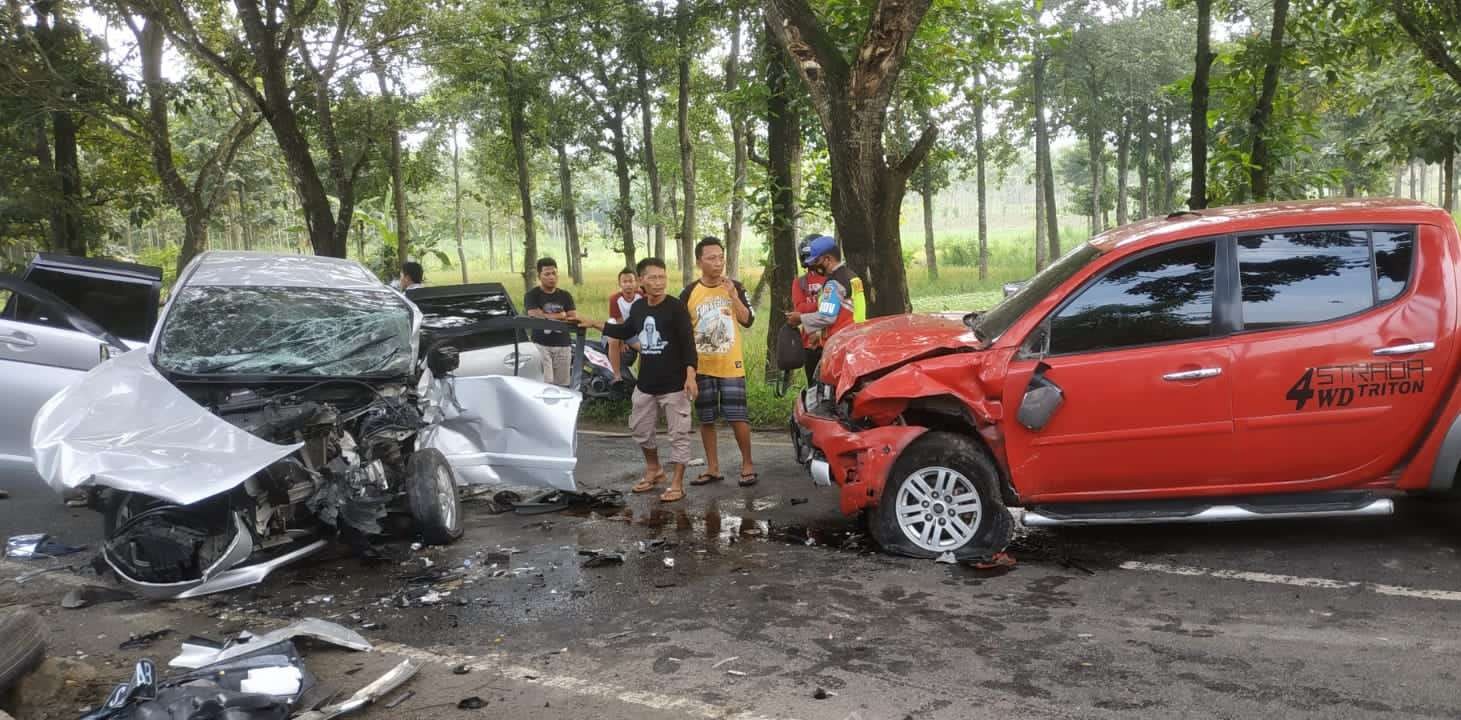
[1189,0,1215,209]
[1248,0,1290,201]
[765,0,940,317]
[755,15,803,382]
[675,0,696,284]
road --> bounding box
[4,428,1461,719]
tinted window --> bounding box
[1237,230,1371,331]
[19,268,155,340]
[1373,229,1414,302]
[973,243,1101,344]
[1050,241,1216,355]
[411,289,523,349]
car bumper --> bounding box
[791,387,928,516]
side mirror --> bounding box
[427,345,460,377]
[1016,362,1064,432]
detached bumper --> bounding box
[791,389,928,516]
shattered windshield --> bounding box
[971,243,1101,344]
[156,286,413,377]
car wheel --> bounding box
[868,431,1013,561]
[406,448,463,545]
[102,491,163,536]
[0,610,46,694]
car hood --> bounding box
[819,314,978,398]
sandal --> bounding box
[738,473,759,487]
[659,487,685,503]
[690,473,724,486]
[632,472,666,493]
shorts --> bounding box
[630,389,693,465]
[537,344,572,386]
[695,375,749,424]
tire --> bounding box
[0,610,46,694]
[868,431,1013,561]
[102,491,164,536]
[406,449,463,545]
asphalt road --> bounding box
[5,429,1461,719]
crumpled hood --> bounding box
[819,314,979,398]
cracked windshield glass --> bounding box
[156,286,412,376]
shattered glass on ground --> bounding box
[155,287,413,377]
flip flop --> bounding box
[690,473,724,486]
[632,473,666,493]
[738,473,759,487]
[659,487,685,503]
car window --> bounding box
[20,268,154,340]
[1237,229,1375,331]
[412,289,523,350]
[1049,241,1216,355]
[973,243,1100,344]
[1373,229,1414,303]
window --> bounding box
[973,243,1101,344]
[1237,229,1392,331]
[1049,241,1216,355]
[16,269,155,341]
[1373,229,1414,302]
[410,287,524,350]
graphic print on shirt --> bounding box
[639,316,667,355]
[692,296,736,355]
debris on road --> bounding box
[711,656,739,669]
[170,619,371,669]
[384,690,415,709]
[580,549,625,568]
[293,659,418,720]
[61,585,134,610]
[967,552,1018,574]
[936,552,958,564]
[789,498,809,505]
[457,696,487,709]
[5,533,84,559]
[117,629,172,650]
[663,558,675,568]
[726,670,747,677]
[814,687,829,700]
[452,664,471,675]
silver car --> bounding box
[27,251,583,599]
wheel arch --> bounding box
[897,396,1019,507]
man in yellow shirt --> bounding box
[679,237,757,486]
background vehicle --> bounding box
[793,199,1461,560]
[0,254,161,472]
[581,337,635,400]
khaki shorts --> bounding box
[537,344,573,386]
[630,389,693,466]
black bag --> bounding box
[775,323,807,371]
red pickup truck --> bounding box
[792,199,1461,560]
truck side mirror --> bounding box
[1017,362,1063,431]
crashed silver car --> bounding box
[30,251,583,599]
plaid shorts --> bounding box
[695,375,749,424]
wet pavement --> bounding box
[6,428,1461,718]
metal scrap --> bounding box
[292,659,418,720]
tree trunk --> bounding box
[920,175,938,280]
[1034,55,1060,262]
[1191,0,1214,210]
[507,76,537,294]
[1087,119,1103,235]
[1393,165,1403,196]
[725,12,747,280]
[1409,161,1417,198]
[1451,153,1459,212]
[452,125,467,284]
[1117,110,1132,226]
[764,25,801,380]
[374,53,409,269]
[1136,109,1151,219]
[1160,107,1175,213]
[677,2,697,286]
[636,54,666,260]
[557,143,584,283]
[1420,162,1428,202]
[485,212,496,270]
[609,119,638,269]
[1035,159,1048,271]
[974,85,989,281]
[237,181,253,251]
[34,6,85,256]
[667,178,681,266]
[1248,0,1289,202]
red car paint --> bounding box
[795,199,1461,515]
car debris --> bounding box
[169,619,371,669]
[5,533,84,559]
[711,656,739,669]
[82,642,314,719]
[118,629,172,651]
[61,585,135,610]
[579,549,625,568]
[384,690,415,708]
[457,696,487,709]
[813,687,830,700]
[293,659,418,720]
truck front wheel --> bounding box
[868,432,1013,561]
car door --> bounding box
[1001,238,1238,501]
[1227,225,1456,487]
[420,375,581,491]
[406,285,542,380]
[0,277,128,469]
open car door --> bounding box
[418,317,586,492]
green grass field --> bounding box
[419,225,1090,428]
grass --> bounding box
[417,227,1087,429]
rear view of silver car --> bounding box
[29,251,583,599]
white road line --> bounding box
[375,642,793,720]
[1121,561,1461,603]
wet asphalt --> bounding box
[5,428,1461,719]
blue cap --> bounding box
[807,235,838,261]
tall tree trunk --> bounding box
[1410,161,1417,198]
[374,53,409,269]
[1136,109,1151,219]
[1034,55,1060,262]
[725,11,747,279]
[1450,153,1459,212]
[452,124,467,284]
[1116,110,1132,226]
[668,177,681,266]
[556,143,583,283]
[1190,0,1214,210]
[764,23,801,380]
[610,119,637,269]
[237,181,254,251]
[920,173,938,280]
[974,83,989,281]
[1160,107,1175,213]
[1393,165,1403,197]
[676,2,697,285]
[506,76,537,294]
[485,212,496,270]
[1248,0,1289,202]
[636,54,666,260]
[1087,119,1103,235]
[34,5,85,256]
[1420,162,1428,203]
[1035,160,1048,270]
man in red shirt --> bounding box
[606,268,642,382]
[790,236,826,383]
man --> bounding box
[606,267,642,383]
[524,257,577,387]
[579,258,698,503]
[790,235,827,384]
[786,235,865,347]
[398,261,424,291]
[680,236,757,487]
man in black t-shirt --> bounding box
[524,257,577,386]
[579,257,698,503]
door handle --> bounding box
[0,332,36,349]
[536,387,576,401]
[1163,368,1222,382]
[1373,342,1434,356]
